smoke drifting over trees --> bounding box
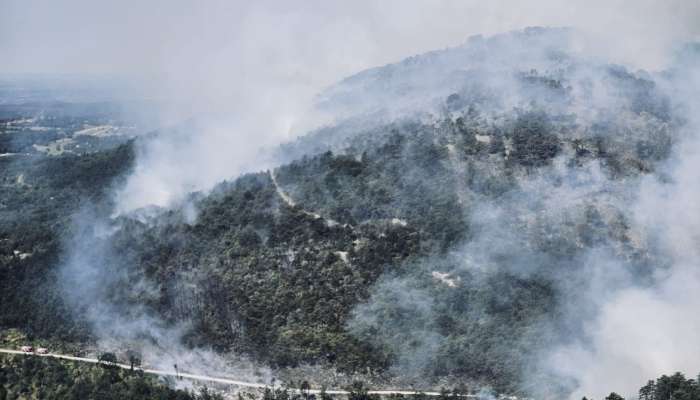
[2,2,700,400]
[4,0,699,211]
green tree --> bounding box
[605,392,624,400]
[97,352,118,369]
[301,381,311,400]
[639,380,655,400]
[348,381,378,400]
[126,350,141,372]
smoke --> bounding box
[59,25,700,400]
[4,0,700,397]
[56,206,271,386]
[341,28,700,399]
[4,0,700,211]
[546,49,700,399]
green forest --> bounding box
[2,353,699,400]
[0,354,220,400]
[1,28,697,400]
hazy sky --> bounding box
[5,0,697,211]
[2,0,699,126]
[1,0,698,202]
[3,1,700,79]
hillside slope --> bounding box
[1,28,698,398]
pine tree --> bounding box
[605,393,624,400]
[640,380,656,400]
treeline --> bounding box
[259,372,700,400]
[595,372,700,400]
[3,351,699,400]
[256,382,470,400]
[0,353,479,400]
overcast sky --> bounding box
[3,1,700,79]
[3,0,700,118]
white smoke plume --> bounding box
[4,1,700,398]
[4,0,700,211]
[547,51,700,399]
[337,27,700,400]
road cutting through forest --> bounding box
[0,348,498,397]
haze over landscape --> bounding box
[2,2,700,400]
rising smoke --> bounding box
[4,1,700,398]
[4,0,700,211]
[545,46,700,399]
[342,29,700,399]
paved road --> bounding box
[0,348,483,397]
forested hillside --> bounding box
[0,142,134,343]
[1,28,698,399]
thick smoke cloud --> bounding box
[547,49,700,399]
[338,29,700,399]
